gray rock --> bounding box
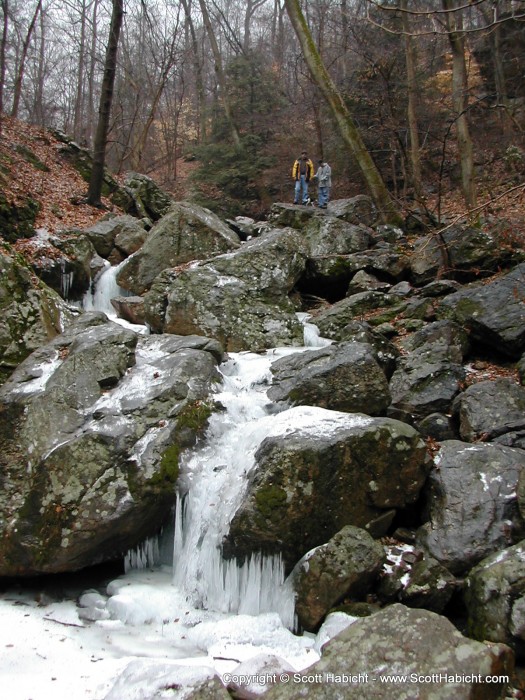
[388,321,469,422]
[32,234,99,299]
[291,525,385,631]
[326,196,378,227]
[84,214,146,258]
[268,341,391,415]
[436,263,525,358]
[452,378,525,442]
[347,270,391,295]
[268,203,319,230]
[110,296,146,325]
[114,172,173,222]
[263,604,513,700]
[518,353,525,385]
[420,279,462,298]
[144,228,308,351]
[377,543,456,613]
[304,217,371,256]
[409,225,513,285]
[465,540,525,657]
[0,251,77,373]
[314,292,401,340]
[389,357,465,422]
[417,440,525,574]
[415,412,456,441]
[337,321,399,377]
[224,408,431,569]
[0,316,223,575]
[116,202,241,295]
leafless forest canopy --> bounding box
[1,0,525,217]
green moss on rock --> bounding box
[0,191,39,242]
[255,484,287,519]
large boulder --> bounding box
[268,341,391,415]
[0,314,223,576]
[268,203,320,230]
[436,263,525,358]
[83,214,148,260]
[417,440,525,574]
[304,217,371,256]
[388,321,469,422]
[377,543,456,613]
[28,233,102,300]
[452,378,525,444]
[326,196,378,227]
[291,525,385,631]
[224,406,431,570]
[264,605,513,700]
[409,225,514,285]
[465,541,525,658]
[144,228,308,351]
[336,321,399,377]
[116,202,241,295]
[303,249,410,302]
[314,292,402,340]
[0,251,77,376]
[111,172,173,222]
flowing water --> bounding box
[0,264,336,699]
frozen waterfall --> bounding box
[172,350,298,628]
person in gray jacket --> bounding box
[314,159,332,208]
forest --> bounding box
[1,0,524,221]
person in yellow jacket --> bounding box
[292,151,315,204]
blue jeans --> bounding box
[294,176,309,204]
[318,186,330,206]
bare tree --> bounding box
[0,0,8,127]
[400,0,422,198]
[442,0,476,211]
[11,0,43,118]
[181,0,207,142]
[283,0,402,224]
[197,0,240,145]
[86,0,123,206]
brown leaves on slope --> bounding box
[0,116,119,234]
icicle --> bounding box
[60,260,74,300]
[172,351,297,628]
[124,536,161,572]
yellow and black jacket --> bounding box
[292,157,314,182]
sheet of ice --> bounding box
[0,317,341,700]
[82,262,149,334]
[172,350,371,627]
[0,567,318,700]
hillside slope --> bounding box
[0,116,120,237]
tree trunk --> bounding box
[197,0,240,146]
[442,0,476,211]
[181,0,207,142]
[11,0,42,118]
[73,0,88,142]
[0,0,8,131]
[31,9,46,125]
[84,0,99,147]
[283,0,402,224]
[86,0,123,207]
[401,0,422,199]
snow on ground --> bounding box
[0,567,320,700]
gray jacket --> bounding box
[315,163,332,188]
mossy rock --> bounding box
[0,191,39,242]
[15,144,50,172]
